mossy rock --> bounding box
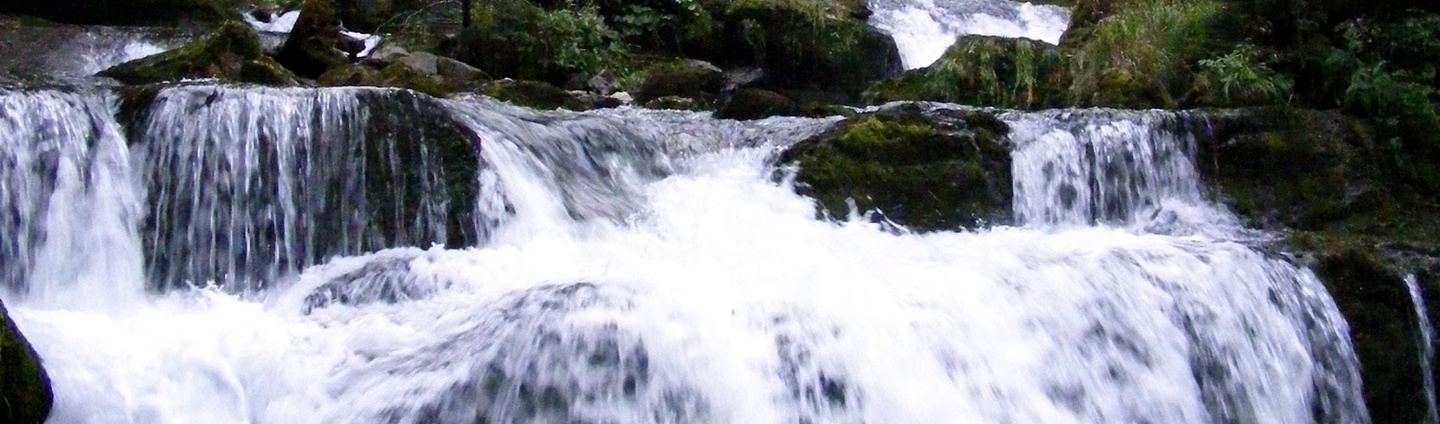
[1200,108,1392,233]
[277,0,353,79]
[480,79,591,111]
[863,35,1067,109]
[779,104,1013,232]
[643,95,704,111]
[100,21,300,86]
[714,88,797,120]
[318,62,454,97]
[0,299,52,424]
[633,59,724,106]
[0,0,237,26]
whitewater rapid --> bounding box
[866,0,1071,68]
[0,84,1369,423]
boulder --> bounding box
[714,88,797,120]
[0,299,52,424]
[779,104,1013,232]
[643,96,703,111]
[277,0,353,79]
[437,57,486,85]
[633,60,724,106]
[100,21,299,86]
[318,62,449,96]
[480,79,592,111]
[863,35,1068,109]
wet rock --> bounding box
[318,61,449,96]
[0,299,51,424]
[277,0,353,79]
[480,79,591,111]
[634,60,724,107]
[1200,108,1388,232]
[779,103,1013,232]
[300,252,447,314]
[100,21,299,86]
[714,88,798,120]
[643,96,702,111]
[1287,237,1432,424]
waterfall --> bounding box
[1409,274,1439,423]
[866,0,1071,69]
[129,85,483,292]
[0,83,1372,423]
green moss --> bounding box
[779,106,1012,231]
[100,21,299,86]
[480,79,591,111]
[0,300,51,424]
[318,62,454,97]
[863,35,1067,109]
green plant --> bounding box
[1345,62,1440,187]
[1066,0,1223,107]
[1195,44,1293,106]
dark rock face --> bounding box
[277,0,353,79]
[99,21,298,86]
[1299,244,1430,424]
[633,60,724,107]
[1199,106,1440,423]
[1200,108,1386,232]
[0,299,51,424]
[779,104,1012,232]
[129,86,483,292]
[714,88,797,121]
[0,0,233,27]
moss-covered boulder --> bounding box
[277,0,354,79]
[0,300,51,424]
[714,88,797,120]
[100,21,299,86]
[319,62,452,96]
[863,35,1067,109]
[0,0,236,26]
[480,79,592,111]
[633,59,724,106]
[779,104,1012,231]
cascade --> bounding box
[0,84,1371,423]
[128,85,483,292]
[1408,274,1439,423]
[866,0,1071,68]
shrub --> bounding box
[1193,44,1294,106]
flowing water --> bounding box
[1408,274,1439,423]
[0,82,1372,423]
[866,0,1071,68]
[0,0,1379,422]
